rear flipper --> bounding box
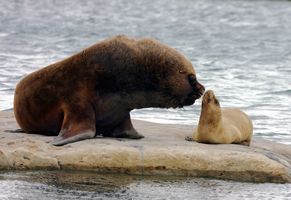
[4,129,25,133]
[108,114,144,139]
[51,104,96,146]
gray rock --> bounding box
[0,111,290,183]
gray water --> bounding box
[1,0,291,199]
[0,171,290,200]
[1,0,291,144]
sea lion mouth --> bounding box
[183,74,205,106]
[180,88,204,107]
[167,74,205,108]
[183,91,203,106]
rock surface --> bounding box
[0,111,290,183]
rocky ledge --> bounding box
[0,111,290,183]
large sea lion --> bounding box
[192,90,253,145]
[14,35,205,146]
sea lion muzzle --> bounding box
[182,74,205,106]
[188,74,205,98]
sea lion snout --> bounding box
[202,90,219,105]
[180,74,204,106]
[188,74,205,99]
[204,90,215,98]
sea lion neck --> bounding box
[199,103,222,126]
[122,91,173,110]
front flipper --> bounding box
[52,104,96,146]
[109,114,144,139]
[185,136,194,142]
[52,130,95,146]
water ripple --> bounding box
[1,0,291,144]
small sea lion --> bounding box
[191,90,253,145]
[14,35,205,146]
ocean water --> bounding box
[1,1,291,199]
[0,0,291,144]
[0,171,291,200]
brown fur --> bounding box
[14,35,205,145]
[193,90,253,145]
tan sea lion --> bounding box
[14,35,205,146]
[192,90,253,145]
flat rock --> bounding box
[0,111,290,183]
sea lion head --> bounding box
[97,36,205,109]
[202,90,221,110]
[200,90,221,124]
[136,39,205,108]
[162,61,205,108]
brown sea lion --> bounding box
[14,35,205,146]
[192,90,253,145]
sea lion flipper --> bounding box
[109,114,144,139]
[4,129,25,133]
[52,105,96,146]
[185,136,194,142]
[114,129,144,139]
[52,130,95,146]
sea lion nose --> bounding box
[196,82,205,95]
[188,74,205,96]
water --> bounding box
[0,171,290,200]
[0,1,291,199]
[0,0,291,144]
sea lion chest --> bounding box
[94,94,129,132]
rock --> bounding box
[0,111,290,183]
[7,148,60,170]
[0,150,9,169]
[55,145,141,173]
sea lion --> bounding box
[14,35,205,146]
[192,90,253,145]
